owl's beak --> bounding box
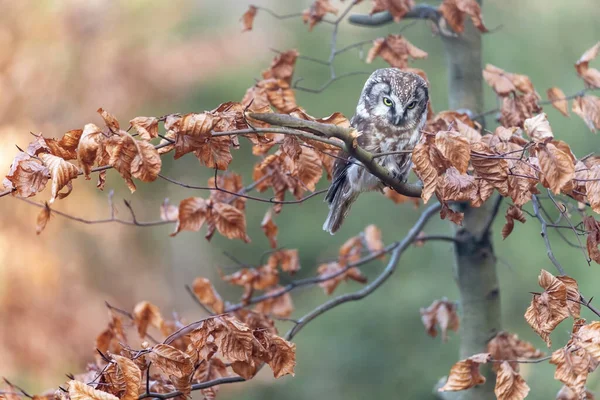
[392,113,402,126]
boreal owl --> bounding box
[323,68,429,234]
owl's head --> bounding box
[356,68,429,131]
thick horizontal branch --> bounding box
[249,113,423,198]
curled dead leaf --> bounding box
[420,298,459,342]
[439,0,488,34]
[192,277,225,314]
[4,152,49,198]
[241,5,258,31]
[439,353,490,392]
[366,34,427,69]
[494,362,530,400]
[369,0,415,22]
[547,87,570,117]
[39,153,79,203]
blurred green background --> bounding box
[0,0,599,398]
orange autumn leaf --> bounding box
[302,0,338,31]
[575,42,600,89]
[192,277,225,314]
[537,142,575,194]
[494,362,530,400]
[129,117,159,140]
[550,346,592,399]
[262,50,299,84]
[420,298,459,342]
[212,202,250,242]
[502,205,526,239]
[439,0,488,34]
[366,34,427,69]
[434,131,471,174]
[97,107,120,133]
[36,202,51,235]
[411,138,439,203]
[369,0,415,22]
[77,123,106,179]
[240,5,258,32]
[254,286,294,318]
[439,353,490,392]
[39,153,79,203]
[572,95,600,132]
[547,87,570,117]
[261,208,278,249]
[524,270,570,347]
[524,113,554,143]
[147,344,194,396]
[584,216,600,264]
[4,152,49,198]
[172,197,209,236]
[68,380,118,400]
[133,301,164,338]
[111,355,142,400]
[487,332,544,372]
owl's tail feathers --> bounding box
[322,173,358,235]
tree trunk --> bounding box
[438,2,502,399]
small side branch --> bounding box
[348,5,441,27]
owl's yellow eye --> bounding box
[406,101,417,109]
[382,97,393,107]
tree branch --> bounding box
[249,112,423,198]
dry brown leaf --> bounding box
[194,136,233,171]
[434,131,471,174]
[267,249,301,275]
[192,277,225,314]
[254,287,294,318]
[39,153,79,203]
[173,113,219,158]
[172,197,209,236]
[556,275,581,318]
[576,42,600,88]
[129,117,159,141]
[551,347,591,399]
[261,208,278,249]
[194,358,229,400]
[547,87,570,117]
[439,353,490,392]
[524,269,570,347]
[292,147,323,196]
[572,95,600,132]
[212,202,250,242]
[111,355,142,400]
[257,79,297,113]
[439,201,464,225]
[317,262,367,295]
[68,380,119,400]
[412,138,439,203]
[148,344,194,396]
[420,299,459,342]
[133,301,164,338]
[435,167,478,204]
[36,202,51,235]
[97,108,120,133]
[500,92,543,128]
[494,361,530,400]
[241,5,258,31]
[302,0,338,30]
[584,216,600,264]
[586,165,600,214]
[4,152,49,198]
[524,113,553,143]
[77,123,106,179]
[208,172,246,212]
[364,224,384,255]
[483,64,517,96]
[29,130,84,160]
[556,385,595,400]
[366,34,427,69]
[502,205,526,239]
[262,50,299,84]
[369,0,414,22]
[439,0,488,34]
[131,139,161,182]
[487,332,544,372]
[265,335,296,378]
[383,187,421,207]
[537,142,575,194]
